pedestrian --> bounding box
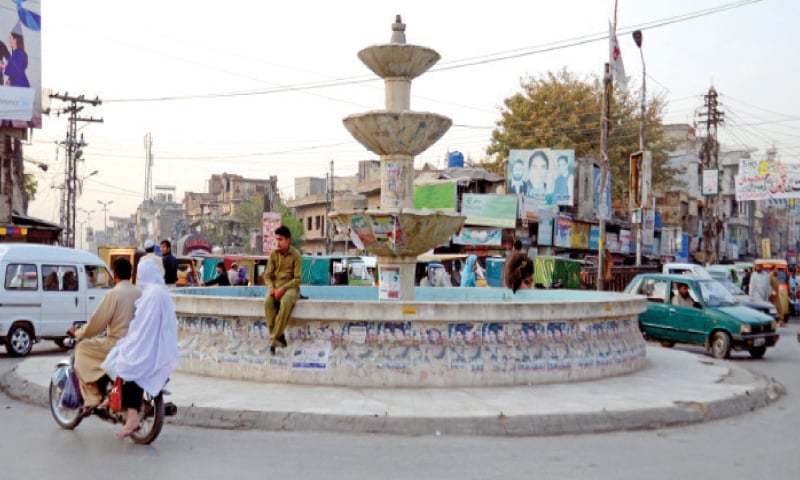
[504,252,534,293]
[227,262,239,285]
[749,264,771,302]
[205,262,231,286]
[263,225,302,355]
[741,268,752,295]
[102,257,180,439]
[140,240,165,277]
[160,240,178,287]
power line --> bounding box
[103,0,763,104]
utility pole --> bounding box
[144,133,154,202]
[633,29,646,267]
[698,87,724,264]
[597,63,612,291]
[325,160,334,254]
[49,93,103,248]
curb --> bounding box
[0,366,785,437]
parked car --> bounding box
[715,278,778,319]
[625,273,779,359]
[0,244,114,357]
[707,265,739,285]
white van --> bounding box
[0,244,114,357]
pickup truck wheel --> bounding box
[748,346,767,359]
[710,331,732,359]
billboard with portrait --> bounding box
[507,149,575,209]
[0,1,41,127]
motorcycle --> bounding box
[48,323,177,445]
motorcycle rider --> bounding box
[67,259,141,408]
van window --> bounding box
[4,264,38,290]
[42,265,79,292]
[85,265,113,289]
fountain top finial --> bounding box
[391,15,406,44]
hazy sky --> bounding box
[18,0,800,230]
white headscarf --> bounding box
[102,257,180,396]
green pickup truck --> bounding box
[624,274,780,359]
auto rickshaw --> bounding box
[754,259,791,323]
[301,255,366,286]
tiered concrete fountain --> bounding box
[333,15,465,301]
[170,17,647,389]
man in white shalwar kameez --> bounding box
[749,264,772,303]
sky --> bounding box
[12,0,800,230]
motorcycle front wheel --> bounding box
[130,393,164,445]
[49,376,83,430]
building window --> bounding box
[315,216,321,231]
[307,217,312,231]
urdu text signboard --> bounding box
[460,194,517,229]
[413,182,457,211]
[262,212,282,255]
[0,1,42,127]
[735,159,800,201]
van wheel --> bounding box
[5,325,34,357]
[709,331,732,359]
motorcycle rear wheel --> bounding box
[49,378,83,430]
[130,394,164,445]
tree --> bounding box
[487,70,679,202]
[234,195,305,250]
[23,173,37,201]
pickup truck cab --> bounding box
[0,244,113,357]
[625,273,779,359]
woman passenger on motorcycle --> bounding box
[102,257,180,438]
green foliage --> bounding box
[23,173,37,201]
[487,70,679,201]
[277,203,305,249]
[234,195,305,250]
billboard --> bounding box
[262,212,282,255]
[735,158,800,201]
[413,182,457,211]
[554,214,572,248]
[508,149,575,209]
[0,1,41,127]
[461,194,517,228]
[452,227,502,246]
[593,165,612,220]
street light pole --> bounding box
[97,200,113,239]
[633,29,645,267]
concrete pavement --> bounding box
[1,343,783,436]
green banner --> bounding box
[413,182,457,211]
[461,194,517,228]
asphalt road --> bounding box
[1,326,799,480]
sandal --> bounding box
[116,425,141,439]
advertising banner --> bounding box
[0,1,42,127]
[508,149,575,208]
[571,222,590,249]
[607,233,620,253]
[461,194,517,228]
[452,227,502,246]
[413,182,457,211]
[593,165,612,220]
[589,225,600,250]
[619,229,632,254]
[261,212,282,255]
[554,214,572,248]
[735,159,800,201]
[702,169,719,195]
[537,214,554,246]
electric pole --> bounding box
[698,87,724,264]
[633,29,646,267]
[597,63,612,291]
[97,200,113,237]
[49,93,103,248]
[144,133,154,202]
[325,160,335,255]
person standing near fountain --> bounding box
[263,226,302,354]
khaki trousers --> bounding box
[264,289,298,346]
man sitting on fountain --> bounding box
[264,225,302,354]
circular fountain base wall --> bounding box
[173,287,647,388]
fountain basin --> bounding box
[331,209,465,257]
[172,287,647,388]
[358,44,441,79]
[343,110,452,156]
